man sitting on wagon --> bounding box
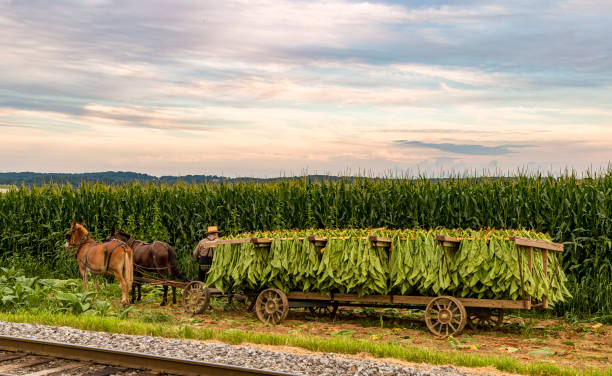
[193,226,220,283]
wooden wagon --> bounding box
[182,234,564,337]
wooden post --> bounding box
[517,247,526,301]
[528,247,533,272]
[542,249,549,309]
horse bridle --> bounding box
[66,226,92,255]
[66,225,77,239]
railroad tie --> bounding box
[0,356,53,373]
[0,353,26,362]
[81,367,127,376]
[22,362,87,376]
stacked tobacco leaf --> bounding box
[205,229,571,306]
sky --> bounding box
[0,0,611,177]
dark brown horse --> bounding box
[107,229,186,306]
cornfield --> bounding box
[0,171,610,316]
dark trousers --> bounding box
[198,255,213,282]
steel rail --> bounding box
[0,335,294,376]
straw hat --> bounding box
[206,226,221,234]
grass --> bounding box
[1,310,610,376]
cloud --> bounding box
[559,0,612,12]
[395,140,527,155]
[0,122,34,129]
[0,0,611,175]
[390,64,522,87]
[80,104,235,131]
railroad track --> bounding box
[0,335,293,376]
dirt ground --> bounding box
[130,289,611,374]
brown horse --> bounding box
[107,229,186,306]
[65,221,134,305]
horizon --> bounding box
[1,1,611,176]
[2,167,611,181]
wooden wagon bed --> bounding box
[286,291,532,309]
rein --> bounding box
[134,263,169,274]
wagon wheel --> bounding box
[308,303,338,319]
[466,308,504,330]
[425,296,467,338]
[182,281,211,314]
[228,293,255,313]
[255,288,289,325]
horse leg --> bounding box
[160,285,168,306]
[131,280,136,304]
[167,262,177,305]
[113,269,129,305]
[93,277,100,299]
[80,266,89,292]
[134,271,142,302]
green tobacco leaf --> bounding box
[499,346,520,353]
[528,347,556,356]
[331,329,355,337]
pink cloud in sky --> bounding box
[0,0,611,176]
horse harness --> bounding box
[78,239,127,273]
[121,237,169,275]
[129,238,160,266]
[127,236,137,248]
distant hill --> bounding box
[0,171,351,187]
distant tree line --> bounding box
[0,171,350,187]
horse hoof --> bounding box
[160,302,166,307]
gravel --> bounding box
[0,321,484,376]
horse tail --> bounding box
[123,246,134,290]
[167,245,188,281]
